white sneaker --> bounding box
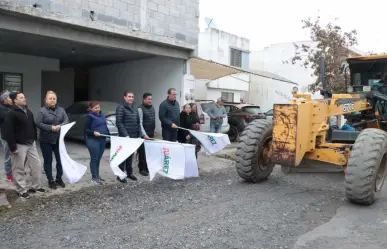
[91,179,102,185]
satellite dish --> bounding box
[204,17,217,28]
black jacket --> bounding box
[177,112,196,143]
[159,98,180,131]
[0,103,11,138]
[1,105,37,152]
[116,102,141,138]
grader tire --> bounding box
[345,128,387,205]
[235,119,275,182]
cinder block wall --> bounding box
[1,0,199,48]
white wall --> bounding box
[41,68,75,109]
[89,56,185,134]
[250,41,315,93]
[195,28,251,101]
[249,75,295,112]
[0,52,59,113]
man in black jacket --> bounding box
[1,92,46,199]
[116,90,143,183]
[0,90,14,182]
[137,92,155,176]
[159,88,180,142]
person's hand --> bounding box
[171,123,177,129]
[51,125,59,132]
[144,135,150,140]
[12,150,18,155]
[94,131,101,137]
[186,135,190,140]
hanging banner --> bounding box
[109,136,144,179]
[144,140,198,181]
[187,129,230,154]
[59,122,87,184]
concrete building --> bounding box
[0,0,199,133]
[194,27,250,102]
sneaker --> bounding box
[6,175,14,183]
[56,179,65,188]
[116,176,127,183]
[98,177,106,182]
[91,179,102,185]
[139,170,149,176]
[127,174,138,181]
[48,181,57,189]
[20,192,30,199]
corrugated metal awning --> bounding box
[189,57,298,85]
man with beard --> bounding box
[137,93,155,176]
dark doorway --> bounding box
[74,68,89,102]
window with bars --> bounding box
[221,92,234,102]
[1,73,23,92]
[230,48,242,67]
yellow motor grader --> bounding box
[235,54,387,205]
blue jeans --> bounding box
[86,138,106,179]
[40,141,63,182]
[162,129,178,142]
[1,138,12,176]
[210,123,221,133]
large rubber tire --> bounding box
[345,128,387,205]
[235,119,275,182]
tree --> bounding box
[284,16,358,93]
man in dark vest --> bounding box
[159,88,180,142]
[116,90,143,183]
[137,93,155,176]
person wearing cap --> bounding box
[0,90,14,182]
[1,92,46,199]
[207,97,227,133]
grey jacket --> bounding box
[35,105,69,144]
[208,104,227,126]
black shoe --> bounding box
[48,181,57,189]
[116,176,127,183]
[98,177,106,182]
[20,192,30,199]
[127,174,138,181]
[56,179,65,188]
[139,170,149,176]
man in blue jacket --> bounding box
[159,88,180,142]
[115,90,143,183]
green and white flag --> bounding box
[188,129,230,154]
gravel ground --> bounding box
[0,166,347,249]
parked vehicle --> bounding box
[195,100,230,134]
[265,109,273,120]
[223,103,266,142]
[65,101,119,143]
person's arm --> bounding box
[159,102,173,126]
[138,108,148,138]
[180,113,190,137]
[60,108,69,126]
[220,106,227,118]
[207,105,216,119]
[84,115,95,136]
[34,110,52,131]
[2,111,17,152]
[115,105,129,137]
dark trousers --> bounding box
[40,141,63,182]
[86,138,106,179]
[138,133,154,172]
[119,156,133,176]
[162,129,177,142]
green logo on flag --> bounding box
[207,135,217,145]
[163,147,171,174]
[110,145,122,162]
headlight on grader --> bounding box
[363,86,371,92]
[347,86,353,93]
[291,86,298,94]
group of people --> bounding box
[0,87,228,199]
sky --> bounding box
[199,0,387,53]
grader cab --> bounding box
[235,54,387,205]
